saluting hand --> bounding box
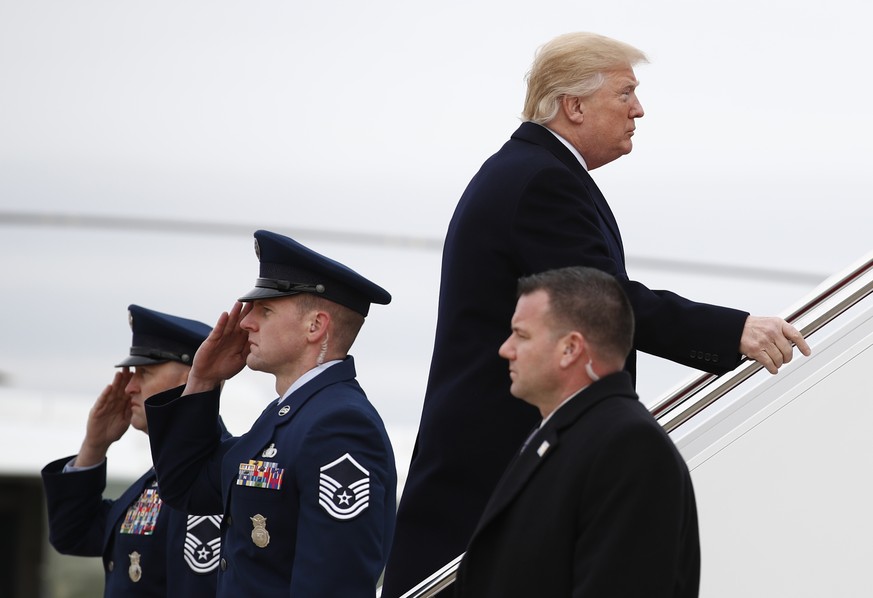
[740,315,812,374]
[183,301,253,395]
[75,368,135,467]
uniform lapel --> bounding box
[104,469,155,548]
[222,357,359,499]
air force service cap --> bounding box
[238,229,391,317]
[116,305,212,367]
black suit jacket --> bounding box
[382,122,745,596]
[454,372,700,598]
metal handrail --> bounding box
[651,255,873,431]
[389,253,873,598]
[394,554,464,598]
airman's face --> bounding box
[125,361,190,432]
[240,296,309,378]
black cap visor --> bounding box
[116,354,168,367]
[115,346,193,367]
[238,278,324,302]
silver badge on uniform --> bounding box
[278,405,290,416]
[262,442,278,458]
[318,453,370,520]
[128,551,142,582]
[183,515,222,574]
[250,514,270,548]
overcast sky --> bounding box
[1,1,871,480]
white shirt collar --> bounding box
[278,359,341,404]
[543,125,588,171]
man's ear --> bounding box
[560,331,585,367]
[561,95,585,124]
[307,311,331,340]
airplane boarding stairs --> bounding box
[389,251,873,598]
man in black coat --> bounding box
[381,31,809,596]
[455,266,699,597]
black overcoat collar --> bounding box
[471,371,637,535]
[511,121,625,262]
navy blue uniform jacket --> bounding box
[145,356,396,598]
[454,372,700,598]
[382,122,746,596]
[41,457,222,597]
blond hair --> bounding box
[522,32,648,125]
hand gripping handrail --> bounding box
[387,253,873,598]
[651,254,873,432]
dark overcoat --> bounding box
[382,122,745,596]
[454,372,700,598]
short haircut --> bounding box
[517,266,634,363]
[296,293,365,353]
[522,32,648,125]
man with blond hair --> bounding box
[381,32,808,597]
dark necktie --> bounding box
[519,423,542,454]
